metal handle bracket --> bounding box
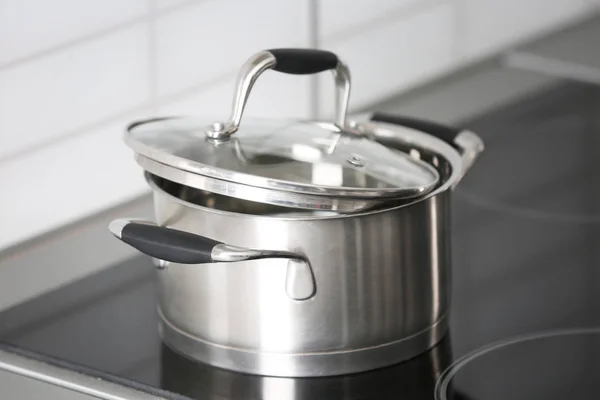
[109,218,316,301]
[206,49,351,141]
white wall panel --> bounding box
[0,113,150,251]
[318,0,425,39]
[0,0,148,65]
[159,71,312,119]
[318,4,457,116]
[155,0,312,96]
[0,25,150,160]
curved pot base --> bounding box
[158,308,449,377]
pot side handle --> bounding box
[369,112,484,187]
[108,219,316,301]
[370,113,461,148]
[109,219,221,264]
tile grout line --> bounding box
[147,0,159,116]
[0,15,151,72]
[0,0,209,73]
[308,0,320,119]
[0,101,155,164]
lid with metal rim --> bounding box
[125,49,440,212]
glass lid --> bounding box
[124,49,441,211]
[126,116,439,198]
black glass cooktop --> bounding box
[1,82,600,399]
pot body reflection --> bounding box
[160,334,453,400]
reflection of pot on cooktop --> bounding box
[161,334,455,400]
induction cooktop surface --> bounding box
[1,81,600,400]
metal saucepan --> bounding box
[109,48,484,377]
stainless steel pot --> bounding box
[109,49,484,377]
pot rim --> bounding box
[125,117,441,202]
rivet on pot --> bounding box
[153,258,169,270]
[285,259,316,300]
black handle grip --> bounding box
[267,48,339,75]
[370,112,461,149]
[120,222,222,264]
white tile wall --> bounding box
[460,0,593,60]
[155,0,312,96]
[318,3,457,115]
[0,0,593,252]
[159,72,312,119]
[0,0,148,66]
[0,114,149,250]
[317,0,425,39]
[0,25,150,160]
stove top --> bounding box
[436,328,600,400]
[1,81,600,399]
